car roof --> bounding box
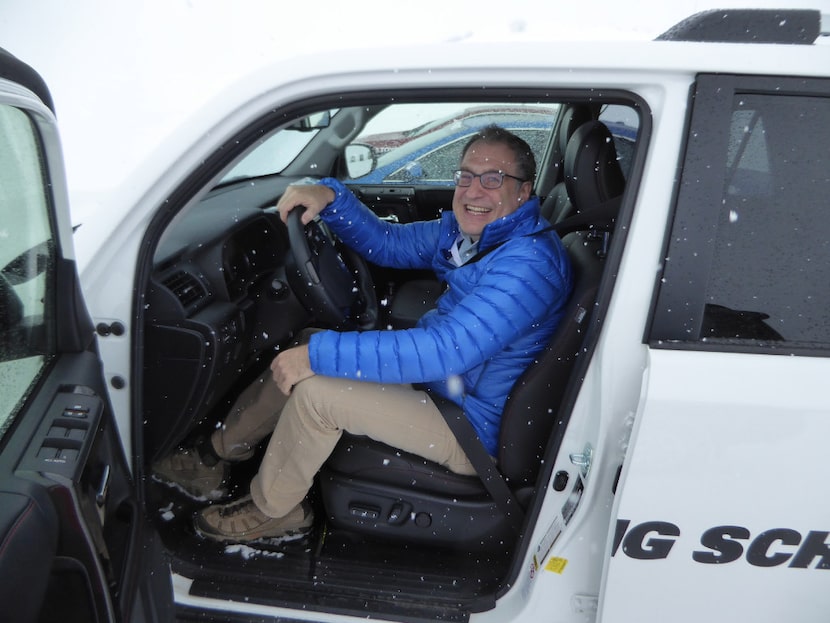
[116,31,830,195]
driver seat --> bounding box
[319,122,625,548]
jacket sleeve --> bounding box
[318,178,438,270]
[308,237,571,384]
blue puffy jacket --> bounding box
[308,178,572,455]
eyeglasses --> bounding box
[453,170,527,190]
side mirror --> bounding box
[345,144,375,179]
[401,161,424,181]
[2,240,51,285]
[0,271,23,332]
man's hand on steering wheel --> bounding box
[279,182,379,331]
[276,184,335,225]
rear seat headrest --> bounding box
[564,121,626,211]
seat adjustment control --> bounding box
[349,503,380,520]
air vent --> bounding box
[162,271,208,309]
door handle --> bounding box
[96,464,110,506]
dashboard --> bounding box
[138,175,448,461]
[142,182,309,460]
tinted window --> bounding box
[0,104,55,440]
[704,94,830,346]
[652,77,830,351]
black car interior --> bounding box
[140,99,635,618]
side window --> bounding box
[599,104,640,179]
[0,103,55,441]
[349,103,559,186]
[651,76,830,352]
[383,128,549,184]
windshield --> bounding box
[219,110,338,183]
[221,130,318,182]
[216,101,639,189]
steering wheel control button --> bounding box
[304,260,320,284]
[269,278,289,300]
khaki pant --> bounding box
[210,351,475,518]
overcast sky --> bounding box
[1,0,827,216]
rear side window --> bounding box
[651,75,830,352]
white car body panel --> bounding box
[601,350,830,621]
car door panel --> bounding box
[0,49,173,622]
[0,489,58,622]
[1,294,174,623]
[17,358,127,621]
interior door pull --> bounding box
[96,464,111,506]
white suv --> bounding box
[1,8,828,623]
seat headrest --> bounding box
[564,121,626,211]
[556,105,594,154]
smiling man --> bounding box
[451,136,533,239]
[154,125,573,542]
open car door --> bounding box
[0,49,173,622]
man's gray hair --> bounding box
[460,124,537,184]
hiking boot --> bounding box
[194,495,314,543]
[151,437,231,500]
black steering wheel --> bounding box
[285,206,378,331]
